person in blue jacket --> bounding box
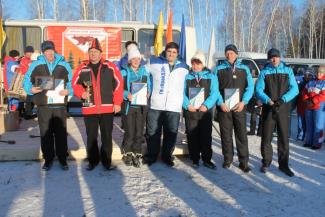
[23,40,73,171]
[183,50,221,169]
[214,44,254,173]
[256,48,298,177]
[120,48,151,168]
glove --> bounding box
[273,99,285,108]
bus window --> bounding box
[4,26,41,56]
[121,29,135,55]
[242,59,259,78]
[137,29,180,56]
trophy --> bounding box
[83,80,93,107]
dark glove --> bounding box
[273,99,285,108]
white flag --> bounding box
[206,28,216,69]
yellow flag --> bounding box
[0,18,6,58]
[154,12,164,56]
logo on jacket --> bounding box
[159,66,166,94]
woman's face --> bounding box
[129,57,141,69]
[191,60,204,72]
[317,67,325,79]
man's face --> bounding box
[129,57,141,69]
[270,56,281,67]
[44,49,55,62]
[89,49,102,64]
[25,52,33,58]
[191,60,204,72]
[225,50,237,64]
[166,48,178,63]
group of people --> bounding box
[3,37,323,178]
[295,67,325,150]
[2,46,38,118]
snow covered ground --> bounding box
[0,116,325,217]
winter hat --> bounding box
[267,48,281,59]
[88,38,102,52]
[126,43,138,52]
[165,42,179,52]
[9,50,20,58]
[24,46,34,53]
[41,40,55,53]
[191,50,206,66]
[125,41,138,49]
[304,67,316,78]
[128,49,142,61]
[225,44,238,55]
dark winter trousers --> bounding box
[37,106,68,162]
[84,113,114,167]
[122,107,147,154]
[184,111,213,163]
[261,105,290,168]
[146,109,180,162]
[24,95,35,116]
[218,110,249,165]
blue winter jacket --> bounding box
[183,69,221,110]
[255,61,298,104]
[121,65,151,114]
[214,59,254,105]
[24,53,73,96]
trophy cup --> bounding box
[83,81,93,107]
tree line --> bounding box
[2,0,325,58]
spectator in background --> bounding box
[4,50,20,111]
[295,68,315,142]
[302,65,325,150]
[20,46,36,119]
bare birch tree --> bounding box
[80,0,89,20]
[262,0,280,52]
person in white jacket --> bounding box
[144,42,189,167]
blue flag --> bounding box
[179,14,186,63]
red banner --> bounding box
[46,26,122,70]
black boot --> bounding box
[59,159,69,171]
[239,163,251,173]
[203,161,216,170]
[42,160,53,171]
[260,165,268,173]
[279,166,295,177]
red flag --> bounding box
[166,11,173,43]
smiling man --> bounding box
[72,38,123,171]
[144,42,189,167]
